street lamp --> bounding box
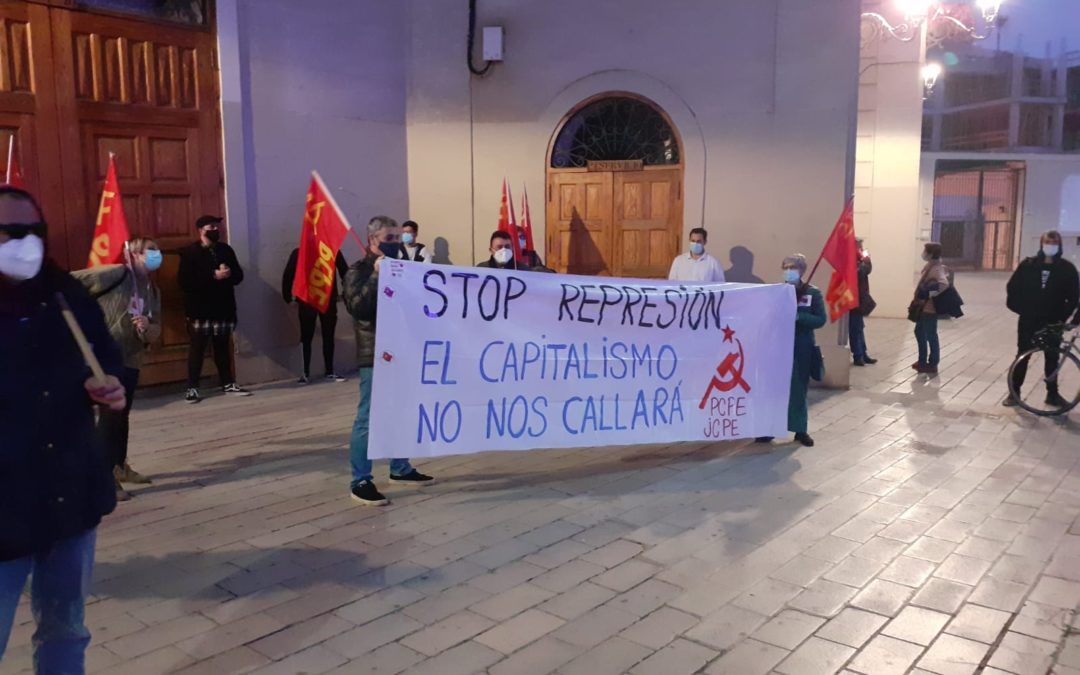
[921,62,943,98]
[862,0,1005,45]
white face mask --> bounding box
[1043,244,1060,258]
[0,234,44,281]
[493,248,513,265]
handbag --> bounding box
[907,300,927,323]
[810,346,825,382]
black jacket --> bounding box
[343,254,380,368]
[852,255,876,316]
[402,243,427,262]
[478,256,532,271]
[281,247,348,308]
[1006,255,1079,323]
[178,240,245,321]
[1,262,122,561]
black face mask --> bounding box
[203,229,221,243]
[378,242,399,258]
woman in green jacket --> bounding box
[757,254,827,447]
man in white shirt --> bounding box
[401,220,430,262]
[668,227,726,282]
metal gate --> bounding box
[931,160,1024,271]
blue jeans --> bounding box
[848,312,867,360]
[350,367,412,487]
[914,315,940,367]
[0,529,96,674]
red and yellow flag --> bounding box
[5,136,26,189]
[497,178,521,262]
[87,156,131,268]
[291,171,352,313]
[519,184,535,252]
[820,199,859,322]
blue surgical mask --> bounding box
[143,249,163,272]
[690,242,705,256]
[783,269,801,284]
[402,232,415,245]
[378,242,400,258]
[1043,244,1060,258]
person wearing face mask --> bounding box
[282,246,349,384]
[400,220,430,262]
[668,228,726,283]
[72,237,163,500]
[0,186,126,672]
[1005,230,1079,407]
[756,254,826,447]
[478,230,531,270]
[910,242,951,375]
[848,238,878,367]
[177,215,250,403]
[342,215,435,506]
[515,227,554,273]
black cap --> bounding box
[195,215,223,230]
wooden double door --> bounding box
[546,167,682,279]
[0,1,223,384]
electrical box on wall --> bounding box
[483,26,504,61]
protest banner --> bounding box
[369,261,796,458]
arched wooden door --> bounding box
[546,94,683,279]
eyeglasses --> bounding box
[0,222,46,239]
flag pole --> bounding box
[55,292,108,381]
[6,136,14,184]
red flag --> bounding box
[291,171,352,313]
[497,179,522,263]
[5,136,25,189]
[87,156,131,268]
[818,199,859,322]
[519,185,535,252]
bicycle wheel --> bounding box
[1007,348,1080,416]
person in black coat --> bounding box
[848,238,877,366]
[1005,230,1079,407]
[282,247,348,383]
[177,215,250,403]
[0,187,126,672]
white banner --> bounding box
[369,261,796,459]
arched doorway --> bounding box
[546,93,684,278]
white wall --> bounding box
[218,0,410,383]
[920,152,1080,269]
[408,0,861,286]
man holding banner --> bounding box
[343,216,434,506]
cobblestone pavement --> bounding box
[3,272,1079,675]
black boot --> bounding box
[794,432,815,447]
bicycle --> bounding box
[1006,322,1080,416]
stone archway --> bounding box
[545,93,684,278]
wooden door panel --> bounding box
[547,171,613,276]
[614,169,681,279]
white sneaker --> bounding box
[223,383,252,396]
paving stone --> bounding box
[1009,600,1070,643]
[788,579,858,618]
[532,560,605,593]
[954,536,1010,562]
[879,555,937,587]
[987,554,1044,585]
[537,581,616,620]
[591,559,658,592]
[882,606,951,646]
[986,631,1057,675]
[470,583,554,621]
[751,609,825,650]
[833,518,887,544]
[769,555,834,588]
[401,584,493,624]
[704,638,789,675]
[551,604,639,648]
[323,642,425,675]
[399,611,495,657]
[824,556,885,588]
[606,578,680,618]
[944,603,1012,644]
[559,637,651,675]
[879,519,931,543]
[968,576,1030,612]
[911,578,973,614]
[474,609,564,654]
[805,536,862,564]
[629,638,717,675]
[774,636,856,675]
[732,578,803,616]
[324,613,426,660]
[916,633,989,675]
[1028,575,1080,609]
[684,604,768,651]
[815,608,888,649]
[847,634,925,675]
[935,554,992,586]
[850,579,914,617]
[620,607,699,651]
[401,641,504,675]
[852,537,908,564]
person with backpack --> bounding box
[1004,230,1079,407]
[72,237,163,501]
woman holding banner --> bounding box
[757,254,827,447]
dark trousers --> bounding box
[848,313,867,360]
[1012,316,1061,395]
[299,303,338,376]
[187,332,232,389]
[914,315,940,367]
[98,367,139,468]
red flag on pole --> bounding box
[520,184,536,252]
[497,178,522,263]
[817,199,859,322]
[87,156,131,268]
[291,171,352,313]
[5,136,26,188]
